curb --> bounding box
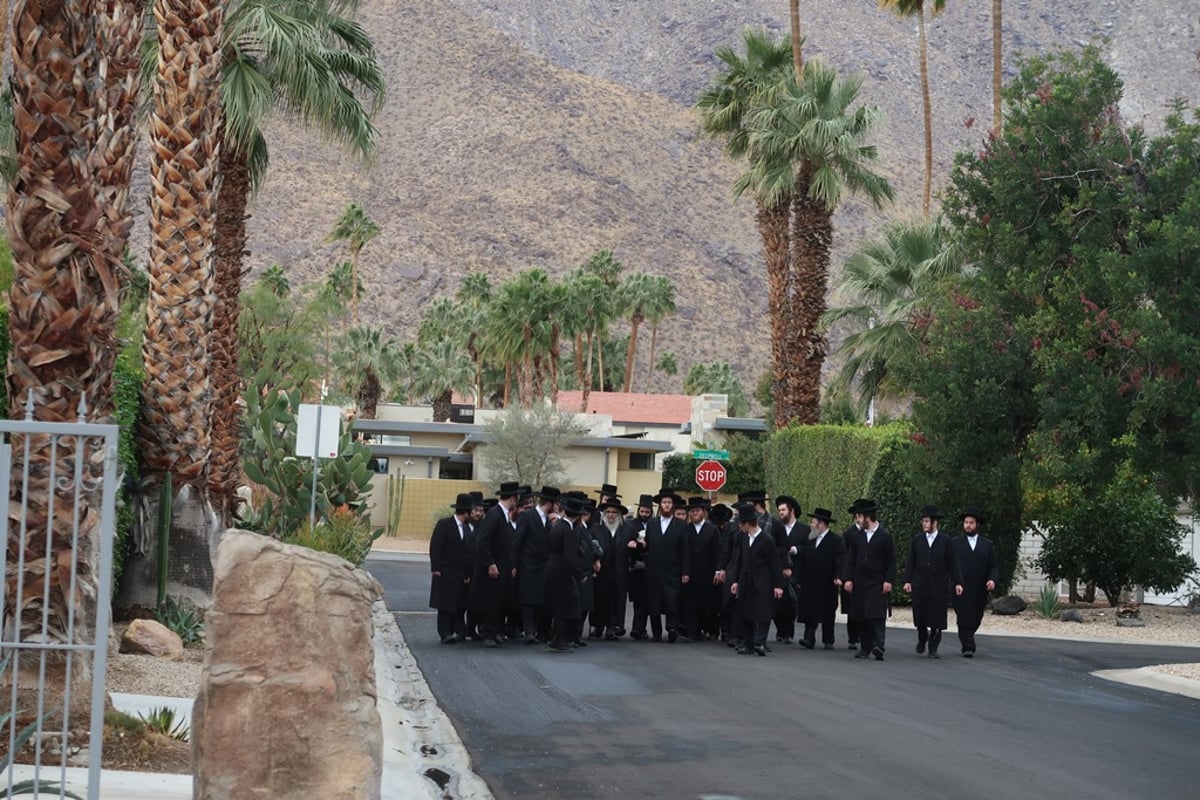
[1092,667,1200,700]
[372,602,493,800]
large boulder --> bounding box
[119,618,184,660]
[193,531,384,800]
[991,595,1027,615]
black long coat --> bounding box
[684,520,721,615]
[902,531,965,629]
[511,507,551,606]
[577,522,600,613]
[468,503,514,613]
[716,520,739,604]
[728,529,785,624]
[591,521,621,624]
[644,515,691,616]
[841,526,897,621]
[796,530,846,624]
[545,517,589,620]
[951,534,1000,627]
[839,523,860,614]
[428,515,471,611]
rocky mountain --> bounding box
[182,0,1200,393]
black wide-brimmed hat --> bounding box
[636,493,655,509]
[560,494,586,517]
[583,499,597,514]
[652,486,680,503]
[598,483,622,499]
[776,495,801,515]
[959,505,985,524]
[920,504,942,519]
[709,503,733,525]
[686,496,711,510]
[737,505,760,524]
[495,481,521,498]
[469,491,485,507]
[452,493,474,512]
[739,489,768,504]
[599,498,628,516]
[532,486,561,501]
[810,507,835,524]
[847,498,870,514]
[852,499,878,515]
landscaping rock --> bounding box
[119,618,184,661]
[193,530,384,800]
[991,595,1027,615]
[1116,615,1147,627]
[1060,609,1086,623]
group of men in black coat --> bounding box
[430,482,1000,660]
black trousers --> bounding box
[857,618,887,653]
[802,611,836,646]
[846,618,861,645]
[648,613,679,638]
[957,611,983,652]
[437,609,465,640]
[740,619,769,648]
[628,571,647,633]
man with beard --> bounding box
[772,495,809,644]
[511,486,560,644]
[841,499,868,650]
[950,506,1000,658]
[841,499,896,661]
[590,498,626,640]
[728,504,786,656]
[545,494,590,653]
[902,505,964,658]
[429,493,475,643]
[795,508,846,650]
[681,496,720,641]
[468,481,520,647]
[644,488,691,642]
[624,494,655,639]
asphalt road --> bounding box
[369,557,1200,800]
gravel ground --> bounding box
[106,603,1200,698]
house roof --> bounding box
[460,431,674,453]
[555,391,693,426]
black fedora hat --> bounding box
[810,507,835,524]
[598,483,622,499]
[776,495,801,515]
[469,491,485,506]
[452,493,474,513]
[740,489,768,504]
[496,481,521,498]
[920,504,942,519]
[959,505,985,524]
[854,499,879,515]
[599,498,628,515]
[533,486,561,502]
[737,504,760,524]
[709,503,733,526]
[636,493,655,509]
[560,494,586,517]
[686,496,711,510]
[847,498,870,514]
[652,486,680,503]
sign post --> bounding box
[297,403,342,529]
[695,459,727,494]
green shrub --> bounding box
[155,598,204,646]
[285,504,376,566]
[137,705,189,742]
[1034,584,1062,620]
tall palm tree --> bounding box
[4,0,135,672]
[821,220,962,412]
[335,326,405,419]
[742,59,895,423]
[562,269,608,410]
[455,272,492,405]
[583,250,623,388]
[879,0,946,218]
[207,0,383,518]
[408,338,475,422]
[327,201,380,326]
[618,271,654,393]
[643,275,677,391]
[696,28,795,423]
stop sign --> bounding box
[695,459,727,492]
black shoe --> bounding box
[631,630,648,640]
[928,650,940,659]
[441,635,458,644]
[872,647,885,661]
[800,640,815,650]
[573,639,588,647]
[854,650,870,659]
[548,643,573,653]
[823,643,835,650]
[963,651,974,658]
[667,630,679,644]
[848,642,859,650]
[524,633,538,645]
[604,632,619,641]
[651,635,663,643]
[737,647,755,655]
[782,636,793,644]
[614,627,627,637]
[754,645,767,657]
[482,638,497,648]
[916,639,927,655]
[589,628,602,639]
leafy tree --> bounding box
[333,326,406,419]
[661,453,702,494]
[407,338,474,422]
[656,351,678,378]
[477,405,589,486]
[684,361,750,417]
[327,202,381,326]
[239,275,325,400]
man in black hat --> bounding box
[624,494,655,639]
[468,481,521,647]
[728,504,786,656]
[951,506,1000,658]
[644,488,691,642]
[772,495,808,644]
[429,494,475,643]
[710,502,738,644]
[545,494,590,653]
[590,498,627,640]
[841,499,896,661]
[511,486,561,644]
[902,505,964,658]
[795,508,846,650]
[841,499,868,650]
[597,483,622,505]
[680,497,720,641]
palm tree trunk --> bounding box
[992,0,1003,136]
[350,250,360,328]
[789,0,803,76]
[758,197,793,427]
[645,324,659,393]
[622,317,642,393]
[596,328,606,392]
[433,391,452,424]
[357,367,381,419]
[0,0,9,73]
[583,330,594,410]
[549,323,561,405]
[573,333,585,391]
[917,4,933,218]
[209,139,251,525]
[790,183,834,425]
[503,362,511,407]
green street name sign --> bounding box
[692,448,730,461]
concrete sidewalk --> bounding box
[7,602,489,799]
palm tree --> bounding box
[789,0,803,76]
[643,275,677,391]
[742,59,894,424]
[696,29,796,425]
[992,0,1003,135]
[821,220,962,413]
[207,0,383,518]
[455,272,492,405]
[879,0,946,218]
[335,326,405,419]
[4,0,135,673]
[618,271,654,393]
[327,201,381,326]
[583,251,623,387]
[408,338,475,422]
[561,269,608,410]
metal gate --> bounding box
[1,397,120,800]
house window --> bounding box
[628,452,655,470]
[381,434,411,446]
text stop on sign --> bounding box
[695,459,727,492]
